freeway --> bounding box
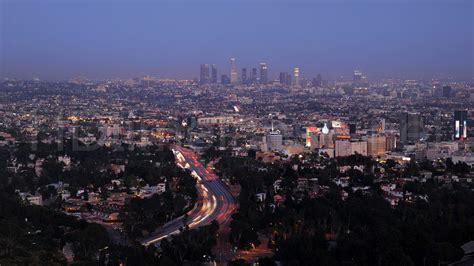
[141,145,236,246]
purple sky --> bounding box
[1,0,473,80]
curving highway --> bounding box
[141,145,236,246]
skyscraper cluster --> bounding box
[200,57,272,85]
[199,57,327,88]
[199,64,217,85]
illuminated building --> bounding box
[197,116,235,126]
[377,119,386,134]
[335,139,367,157]
[385,134,397,151]
[454,110,468,140]
[266,131,283,151]
[367,135,387,157]
[293,67,300,87]
[306,126,320,148]
[353,70,362,85]
[318,123,334,148]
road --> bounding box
[141,145,236,246]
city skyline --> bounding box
[1,0,474,265]
[1,0,473,80]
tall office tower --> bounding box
[241,68,247,84]
[443,86,452,98]
[259,63,268,84]
[250,68,258,83]
[353,70,362,85]
[316,74,322,87]
[293,67,300,87]
[211,64,218,84]
[230,57,238,84]
[454,110,468,140]
[280,72,292,86]
[200,64,210,84]
[279,72,288,85]
[285,74,292,86]
[400,112,424,144]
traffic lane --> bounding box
[145,146,234,243]
[142,182,210,245]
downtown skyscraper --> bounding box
[200,64,210,85]
[211,64,217,84]
[259,63,268,84]
[293,67,300,87]
[241,68,247,85]
[250,68,257,84]
[230,57,238,84]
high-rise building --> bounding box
[211,64,218,84]
[250,68,258,84]
[293,67,300,87]
[266,130,283,151]
[367,135,387,157]
[377,119,386,134]
[353,70,362,85]
[335,140,368,157]
[259,63,268,84]
[200,64,210,85]
[312,74,322,87]
[305,126,320,148]
[443,86,452,98]
[316,74,322,87]
[279,72,287,85]
[454,110,468,140]
[241,68,247,84]
[400,112,424,144]
[230,57,238,84]
[279,72,292,86]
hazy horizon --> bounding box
[1,0,473,80]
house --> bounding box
[273,179,282,192]
[19,192,43,206]
[255,193,266,202]
[139,183,166,198]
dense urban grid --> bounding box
[0,58,473,265]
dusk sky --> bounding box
[1,0,473,80]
